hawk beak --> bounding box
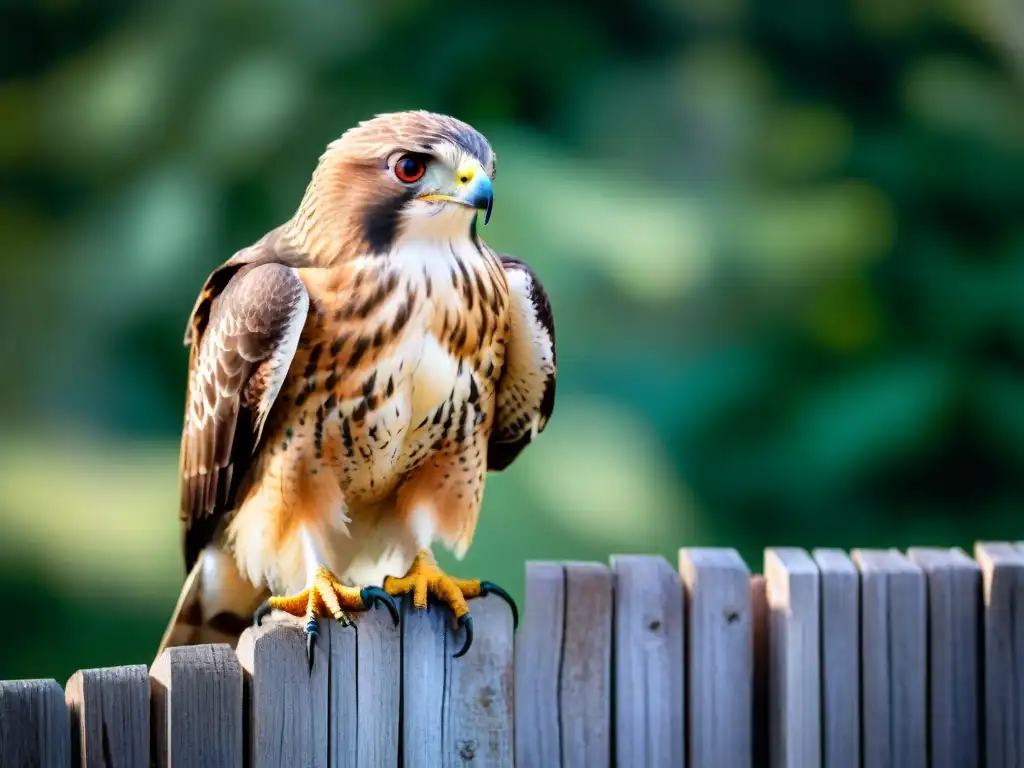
[458,167,494,225]
[417,160,494,224]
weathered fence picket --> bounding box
[611,554,685,768]
[0,679,69,767]
[976,541,1024,767]
[812,548,860,768]
[765,547,820,767]
[65,664,150,768]
[679,547,752,768]
[908,546,981,768]
[3,543,1024,766]
[149,642,244,767]
[853,548,928,768]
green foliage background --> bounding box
[2,0,1023,681]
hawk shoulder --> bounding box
[179,233,311,572]
[487,253,557,471]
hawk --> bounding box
[156,111,556,663]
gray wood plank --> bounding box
[975,541,1024,768]
[443,594,516,767]
[908,547,981,768]
[764,547,821,768]
[560,561,614,768]
[150,642,244,768]
[514,561,565,768]
[811,548,860,768]
[611,554,685,768]
[66,665,149,768]
[852,549,927,768]
[327,617,357,768]
[0,678,70,768]
[750,575,770,768]
[355,602,400,767]
[400,601,449,768]
[678,548,752,768]
[236,619,329,768]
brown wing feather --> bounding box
[488,254,557,471]
[179,250,310,572]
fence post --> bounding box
[853,549,927,768]
[150,642,244,768]
[812,548,860,768]
[236,620,330,767]
[975,541,1024,768]
[559,562,613,768]
[515,561,565,768]
[0,679,70,768]
[765,547,821,768]
[908,546,981,768]
[611,554,685,768]
[679,548,752,768]
[66,665,150,767]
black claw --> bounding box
[454,613,473,658]
[479,581,519,629]
[305,618,319,672]
[361,586,400,627]
[253,600,273,627]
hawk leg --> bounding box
[254,565,399,670]
[383,549,518,658]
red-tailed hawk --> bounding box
[157,111,556,663]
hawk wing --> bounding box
[179,239,310,572]
[488,254,557,471]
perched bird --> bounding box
[156,111,557,663]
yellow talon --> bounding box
[254,566,400,670]
[383,549,517,658]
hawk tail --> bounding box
[154,547,268,662]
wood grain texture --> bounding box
[400,595,513,767]
[0,678,70,768]
[975,541,1024,768]
[66,664,150,768]
[400,601,448,767]
[150,643,244,768]
[811,548,860,768]
[611,554,685,768]
[764,547,821,768]
[327,617,358,768]
[236,620,329,768]
[560,561,613,768]
[908,547,981,768]
[852,549,927,768]
[443,594,515,767]
[354,606,401,767]
[514,561,565,768]
[679,548,752,768]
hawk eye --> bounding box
[394,154,426,183]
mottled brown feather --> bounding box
[487,253,557,471]
[179,249,311,572]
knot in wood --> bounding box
[458,739,478,760]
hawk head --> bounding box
[293,110,497,260]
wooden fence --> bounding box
[1,542,1022,767]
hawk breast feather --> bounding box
[488,254,557,471]
[179,259,309,571]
